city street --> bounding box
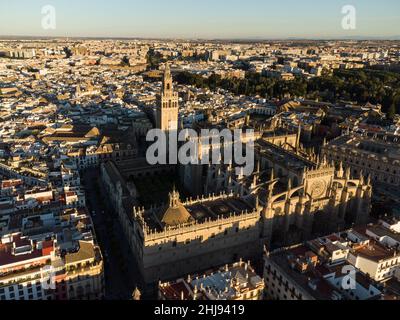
[82,168,144,300]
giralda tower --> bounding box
[156,63,179,132]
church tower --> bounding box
[156,63,179,131]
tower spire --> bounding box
[157,62,179,131]
[162,62,173,94]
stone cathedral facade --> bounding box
[115,139,371,287]
[101,70,372,289]
[205,144,372,246]
[123,156,371,286]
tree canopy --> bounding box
[175,69,400,115]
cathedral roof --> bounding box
[161,189,193,226]
[161,205,193,226]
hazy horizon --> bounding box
[0,0,399,39]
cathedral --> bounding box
[100,67,372,289]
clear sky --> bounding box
[0,0,399,39]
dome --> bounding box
[161,188,193,226]
[162,205,192,226]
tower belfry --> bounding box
[156,63,179,131]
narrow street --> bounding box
[82,168,144,300]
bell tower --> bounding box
[169,187,181,208]
[156,63,179,132]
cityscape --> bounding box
[1,0,400,307]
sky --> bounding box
[0,0,399,39]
